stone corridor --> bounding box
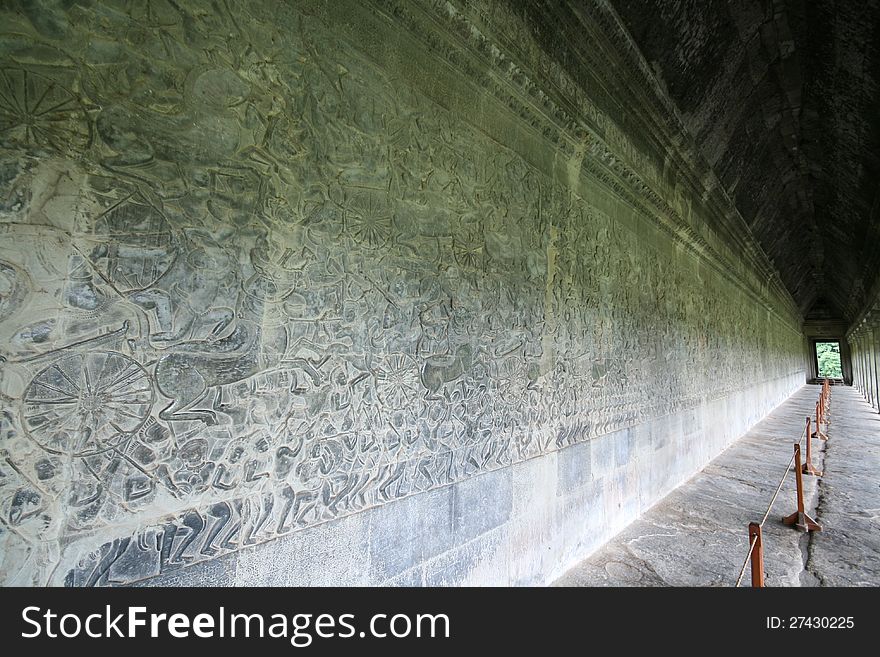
[554,385,880,586]
[1,0,878,588]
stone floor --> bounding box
[553,385,880,587]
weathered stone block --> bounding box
[510,454,557,517]
[368,487,454,582]
[453,469,512,546]
[423,526,509,587]
[590,433,616,478]
[235,512,370,587]
[557,440,592,494]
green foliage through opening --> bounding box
[815,341,842,379]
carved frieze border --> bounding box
[349,0,802,333]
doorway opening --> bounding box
[814,340,842,379]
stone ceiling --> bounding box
[608,0,880,324]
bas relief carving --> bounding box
[0,0,802,585]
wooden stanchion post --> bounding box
[802,416,822,476]
[749,522,765,588]
[783,443,822,532]
[815,400,827,441]
[823,379,831,421]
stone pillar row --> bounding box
[848,310,880,413]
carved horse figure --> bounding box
[154,240,323,424]
[420,344,473,396]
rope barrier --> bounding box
[734,425,803,587]
[735,534,759,588]
[760,448,799,528]
[734,381,829,587]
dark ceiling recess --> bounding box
[609,0,880,324]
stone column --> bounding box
[872,321,880,411]
[865,325,877,407]
[853,335,862,393]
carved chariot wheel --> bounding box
[21,351,154,457]
[0,68,92,153]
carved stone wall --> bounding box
[0,0,804,586]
